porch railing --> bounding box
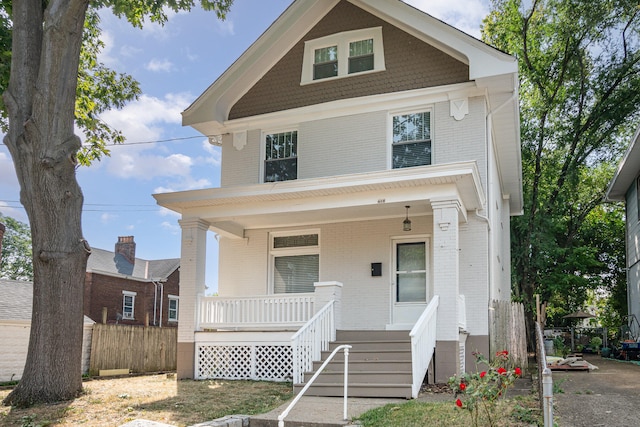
[291,300,336,384]
[458,294,466,330]
[409,295,439,398]
[197,293,315,330]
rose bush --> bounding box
[448,350,522,427]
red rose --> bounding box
[480,371,486,378]
[515,367,522,376]
[456,398,463,408]
[497,367,507,375]
[459,382,466,391]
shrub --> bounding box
[448,350,522,427]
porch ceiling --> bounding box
[154,161,484,238]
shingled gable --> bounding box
[181,0,522,214]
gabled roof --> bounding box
[182,0,518,132]
[0,279,94,324]
[180,0,522,214]
[607,125,640,201]
[86,248,179,282]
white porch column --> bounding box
[176,218,209,379]
[314,281,343,329]
[431,198,462,381]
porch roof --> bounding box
[154,161,484,239]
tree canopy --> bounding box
[0,213,33,281]
[483,0,637,335]
[1,0,232,407]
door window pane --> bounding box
[396,242,426,302]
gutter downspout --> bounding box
[159,282,164,328]
[153,281,158,326]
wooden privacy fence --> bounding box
[490,300,528,368]
[90,324,177,375]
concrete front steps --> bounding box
[294,330,414,399]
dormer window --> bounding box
[314,46,338,80]
[302,27,384,84]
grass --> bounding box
[0,374,292,427]
[355,395,542,427]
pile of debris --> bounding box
[546,354,598,371]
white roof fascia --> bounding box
[183,0,518,134]
[183,0,340,130]
[606,124,640,201]
[86,269,167,283]
[154,161,485,212]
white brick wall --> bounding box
[459,218,489,336]
[218,97,488,187]
[300,111,387,179]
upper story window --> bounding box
[265,130,297,182]
[392,111,432,169]
[314,46,338,80]
[122,290,136,320]
[302,27,384,84]
[168,295,179,322]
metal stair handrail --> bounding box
[278,344,352,427]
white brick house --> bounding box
[155,0,521,397]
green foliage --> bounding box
[0,1,233,164]
[448,351,523,427]
[482,0,640,335]
[0,213,33,281]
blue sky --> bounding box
[0,0,488,292]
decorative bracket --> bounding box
[450,98,469,121]
[233,131,247,151]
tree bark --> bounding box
[3,0,91,407]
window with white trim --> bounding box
[392,110,432,169]
[271,232,319,294]
[122,291,136,320]
[265,130,297,182]
[168,295,179,322]
[301,27,384,84]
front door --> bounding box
[391,238,430,328]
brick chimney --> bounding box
[0,222,5,263]
[115,236,136,264]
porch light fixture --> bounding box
[403,206,412,232]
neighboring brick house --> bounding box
[84,236,180,327]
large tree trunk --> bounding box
[2,0,90,407]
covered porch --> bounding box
[154,162,484,384]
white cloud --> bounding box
[146,58,174,72]
[160,220,180,235]
[154,176,212,194]
[200,139,222,166]
[404,0,488,38]
[214,19,235,36]
[0,201,28,222]
[158,207,181,218]
[100,212,118,224]
[0,151,18,190]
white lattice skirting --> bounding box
[196,344,293,381]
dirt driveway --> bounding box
[552,354,640,426]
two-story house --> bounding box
[84,236,180,327]
[155,0,521,398]
[607,126,640,338]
